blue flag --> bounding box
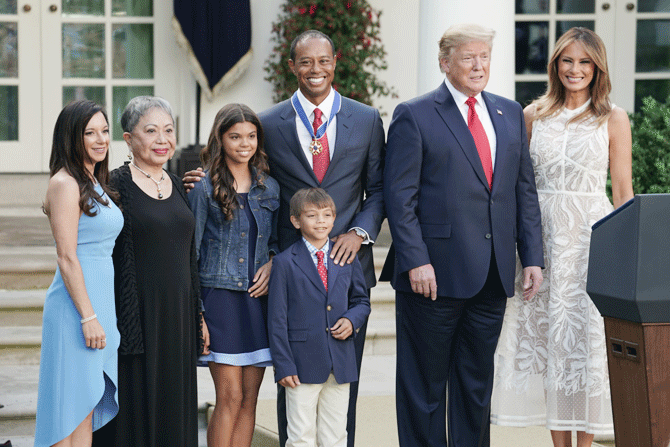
[173,0,252,99]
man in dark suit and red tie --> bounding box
[186,29,385,447]
[381,23,544,447]
[259,30,384,447]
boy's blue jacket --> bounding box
[268,239,370,385]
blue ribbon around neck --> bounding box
[291,90,342,141]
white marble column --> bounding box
[417,0,515,99]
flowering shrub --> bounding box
[264,0,397,109]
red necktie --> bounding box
[466,97,493,188]
[312,108,330,183]
[316,250,328,291]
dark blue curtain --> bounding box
[174,0,251,91]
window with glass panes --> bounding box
[0,0,18,141]
[633,1,670,111]
[514,0,596,107]
[60,0,154,140]
[514,0,670,112]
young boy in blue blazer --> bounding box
[268,187,371,447]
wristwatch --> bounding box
[353,228,367,240]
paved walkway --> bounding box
[0,208,613,446]
[248,353,564,447]
[1,349,565,447]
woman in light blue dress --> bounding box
[34,100,123,447]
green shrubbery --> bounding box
[630,96,670,194]
[263,0,397,111]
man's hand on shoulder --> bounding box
[330,230,364,266]
[409,264,438,301]
[522,266,543,301]
[183,167,205,192]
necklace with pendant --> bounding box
[131,162,165,199]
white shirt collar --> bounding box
[302,237,330,269]
[296,88,336,121]
[444,77,485,109]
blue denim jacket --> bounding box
[188,169,280,290]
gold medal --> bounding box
[309,139,323,155]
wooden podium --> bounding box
[587,195,670,447]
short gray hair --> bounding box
[438,23,495,72]
[120,96,175,133]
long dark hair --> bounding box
[201,104,269,220]
[48,100,119,216]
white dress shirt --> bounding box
[292,88,372,244]
[293,88,338,168]
[444,78,497,171]
[303,237,329,270]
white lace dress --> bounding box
[491,100,614,435]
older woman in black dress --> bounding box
[93,96,209,447]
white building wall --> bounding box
[0,0,514,177]
[191,0,512,141]
[115,0,197,166]
[195,0,421,139]
[417,0,515,98]
[197,0,283,143]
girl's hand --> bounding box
[82,318,107,350]
[249,259,272,298]
[201,316,211,355]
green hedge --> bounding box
[630,96,670,194]
[264,0,397,113]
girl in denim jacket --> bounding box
[188,104,280,447]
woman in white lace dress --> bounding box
[491,28,634,447]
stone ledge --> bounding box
[0,364,39,420]
[0,175,49,207]
[0,327,42,347]
[251,424,279,447]
[0,290,46,309]
[366,319,395,338]
[0,247,56,272]
[0,435,34,447]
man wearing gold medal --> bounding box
[309,139,321,154]
[184,29,385,447]
[262,30,385,447]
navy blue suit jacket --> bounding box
[268,240,371,385]
[259,97,385,289]
[381,83,543,298]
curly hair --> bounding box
[200,104,269,220]
[48,100,119,216]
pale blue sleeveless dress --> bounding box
[34,185,123,447]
